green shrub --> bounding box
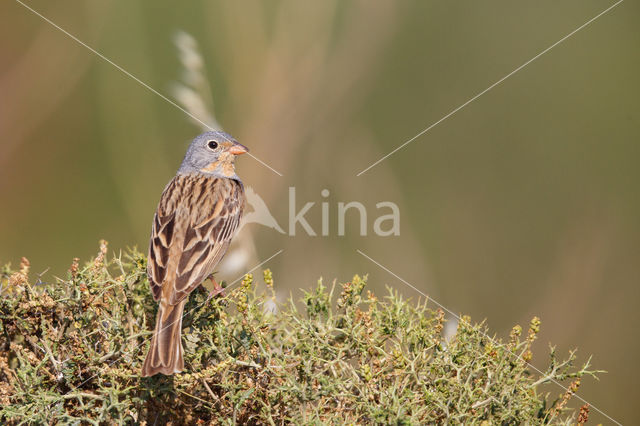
[0,243,598,424]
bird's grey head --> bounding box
[178,131,249,180]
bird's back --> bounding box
[147,174,245,304]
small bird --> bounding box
[141,131,248,377]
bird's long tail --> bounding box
[141,299,186,377]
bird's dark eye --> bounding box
[207,141,218,150]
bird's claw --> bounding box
[206,275,226,301]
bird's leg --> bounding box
[206,274,226,300]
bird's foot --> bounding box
[206,275,226,301]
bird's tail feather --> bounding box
[141,300,186,377]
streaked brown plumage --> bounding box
[141,131,247,377]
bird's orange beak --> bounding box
[229,143,249,155]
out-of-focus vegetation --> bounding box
[1,1,637,422]
[1,246,597,424]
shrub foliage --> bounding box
[0,243,597,424]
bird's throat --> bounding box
[201,152,236,177]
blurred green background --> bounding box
[1,0,638,422]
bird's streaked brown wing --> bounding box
[147,175,245,304]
